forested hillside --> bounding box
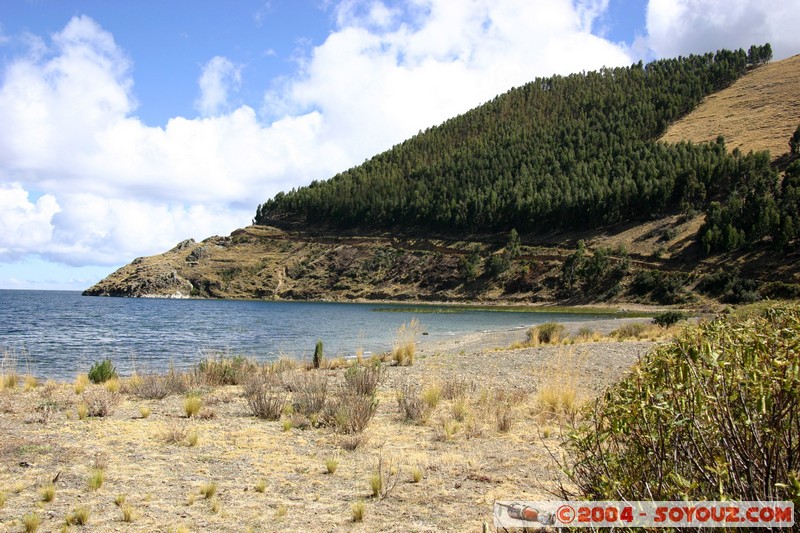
[255,46,777,238]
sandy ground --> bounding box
[0,317,659,532]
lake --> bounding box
[0,290,611,380]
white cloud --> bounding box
[194,56,243,116]
[0,184,60,261]
[646,0,800,60]
[0,2,648,284]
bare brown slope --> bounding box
[661,54,800,156]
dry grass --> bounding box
[1,347,21,391]
[200,482,217,499]
[532,348,586,420]
[183,394,202,417]
[661,54,800,157]
[392,318,421,366]
[351,501,366,522]
[65,506,90,525]
[22,513,41,532]
[39,483,55,502]
[0,334,650,531]
[73,374,89,395]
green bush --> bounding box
[652,310,688,327]
[313,340,324,369]
[88,359,117,384]
[566,305,800,507]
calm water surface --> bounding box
[1,290,607,380]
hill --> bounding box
[661,54,800,156]
[85,46,800,306]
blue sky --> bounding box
[0,0,797,290]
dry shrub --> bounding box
[343,363,384,397]
[268,357,299,374]
[130,367,189,399]
[338,433,369,451]
[396,382,428,424]
[27,401,58,424]
[611,322,649,339]
[392,318,421,366]
[289,372,328,415]
[194,352,256,386]
[83,389,118,417]
[243,373,287,420]
[573,326,601,343]
[325,391,377,434]
[159,422,193,446]
[441,376,475,400]
[527,322,565,345]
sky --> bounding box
[1,0,799,291]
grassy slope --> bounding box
[85,55,800,304]
[661,54,800,157]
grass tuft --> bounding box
[24,375,38,391]
[325,457,339,474]
[23,513,42,532]
[255,479,267,493]
[77,402,88,420]
[65,506,90,526]
[391,318,421,366]
[183,394,202,418]
[421,383,441,410]
[410,465,424,483]
[39,483,55,502]
[121,503,136,522]
[74,374,89,394]
[351,501,365,522]
[104,377,121,393]
[139,406,151,419]
[88,468,105,491]
[200,482,217,499]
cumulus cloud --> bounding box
[0,1,640,279]
[0,184,60,261]
[646,0,800,60]
[194,56,243,116]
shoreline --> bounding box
[0,315,661,531]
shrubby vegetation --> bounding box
[566,304,800,507]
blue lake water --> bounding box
[0,290,608,380]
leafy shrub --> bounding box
[762,281,800,300]
[631,269,691,304]
[243,374,287,420]
[566,305,800,507]
[88,359,117,384]
[652,310,688,327]
[696,270,761,304]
